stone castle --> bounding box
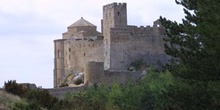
[53,2,169,88]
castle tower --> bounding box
[103,3,127,70]
[54,39,65,88]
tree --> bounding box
[4,80,27,97]
[160,0,220,82]
[159,0,220,109]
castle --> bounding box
[53,2,169,88]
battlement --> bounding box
[110,24,164,37]
[137,25,151,29]
[135,25,165,36]
[103,2,126,10]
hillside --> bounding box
[0,90,24,110]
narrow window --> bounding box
[69,48,71,52]
[84,53,86,56]
[118,12,120,15]
[58,50,61,58]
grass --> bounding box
[0,90,23,110]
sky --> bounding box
[0,0,185,88]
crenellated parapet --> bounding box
[126,20,165,37]
[103,2,126,10]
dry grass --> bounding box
[0,90,22,110]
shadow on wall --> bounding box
[84,61,142,86]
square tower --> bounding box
[103,3,127,70]
[103,3,127,37]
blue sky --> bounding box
[0,0,184,88]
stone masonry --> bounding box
[53,2,169,88]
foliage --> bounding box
[4,80,27,97]
[128,58,145,71]
[0,90,22,110]
[159,0,220,109]
[62,85,110,110]
[160,0,220,82]
[10,101,32,110]
[139,70,180,109]
[24,89,60,110]
[5,69,218,109]
[0,90,43,110]
[3,80,61,110]
[62,70,176,110]
[155,82,220,109]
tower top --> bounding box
[103,2,126,10]
[68,17,96,27]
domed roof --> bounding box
[68,17,96,27]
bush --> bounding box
[4,80,27,97]
[61,70,175,110]
[24,89,60,110]
[3,80,55,109]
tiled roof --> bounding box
[68,17,95,27]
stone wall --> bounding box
[64,39,104,72]
[47,86,84,99]
[108,25,167,70]
[84,61,105,86]
[54,39,65,88]
[20,83,37,90]
[102,70,142,85]
[84,61,142,86]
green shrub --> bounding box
[24,89,60,110]
[4,80,27,97]
[10,101,30,110]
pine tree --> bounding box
[158,0,220,109]
[160,0,220,82]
